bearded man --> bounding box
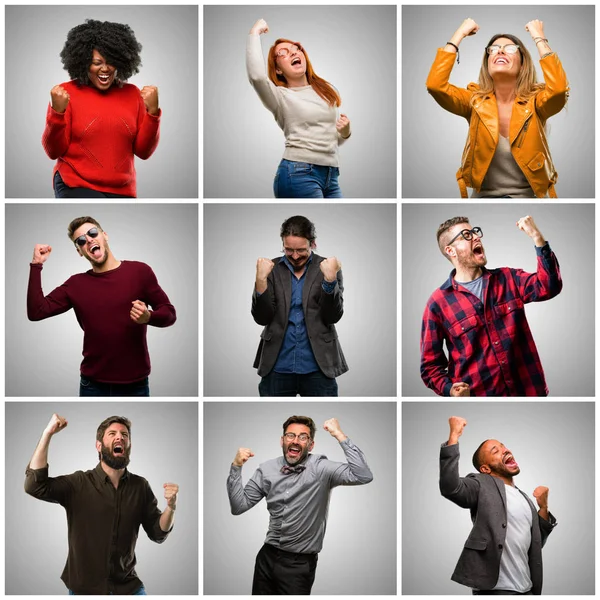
[227,415,373,594]
[420,215,562,397]
[27,216,176,396]
[24,414,179,594]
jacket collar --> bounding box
[472,92,534,145]
[275,253,322,317]
[440,267,489,291]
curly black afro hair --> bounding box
[60,19,142,85]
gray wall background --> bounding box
[402,401,595,595]
[402,203,594,397]
[204,401,396,595]
[6,401,198,595]
[5,204,198,397]
[402,5,595,198]
[204,203,397,397]
[6,5,198,198]
[204,5,397,198]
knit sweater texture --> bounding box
[42,81,161,197]
[246,34,348,167]
[27,260,176,383]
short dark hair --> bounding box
[437,216,471,259]
[282,415,316,440]
[60,19,142,85]
[96,416,131,461]
[472,439,490,472]
[280,216,317,244]
[67,216,103,240]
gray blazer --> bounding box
[252,254,348,378]
[439,443,556,594]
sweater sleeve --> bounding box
[142,264,176,327]
[42,103,71,159]
[27,264,73,321]
[133,90,161,160]
[246,33,281,117]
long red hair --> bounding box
[267,38,341,107]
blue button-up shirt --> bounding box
[272,254,336,374]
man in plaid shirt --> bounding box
[421,215,562,396]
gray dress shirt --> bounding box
[227,438,373,554]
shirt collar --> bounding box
[94,461,129,483]
[441,268,489,291]
[281,252,313,274]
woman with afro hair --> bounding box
[247,18,351,198]
[43,19,161,198]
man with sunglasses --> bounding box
[420,215,562,396]
[27,216,176,396]
[252,215,347,396]
[227,415,373,594]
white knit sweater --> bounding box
[246,33,348,167]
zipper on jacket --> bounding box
[469,118,480,183]
[516,117,531,148]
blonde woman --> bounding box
[426,19,569,198]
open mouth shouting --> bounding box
[113,444,124,456]
[472,241,485,259]
[287,444,302,459]
[89,242,102,259]
[502,452,519,469]
[96,73,113,86]
[494,56,510,66]
[291,57,302,67]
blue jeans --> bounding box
[259,370,338,397]
[54,171,132,198]
[69,586,146,595]
[79,376,150,397]
[274,159,342,198]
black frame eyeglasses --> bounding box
[448,227,483,245]
[283,432,311,442]
[73,227,100,247]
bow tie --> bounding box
[281,464,306,475]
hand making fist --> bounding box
[319,256,341,283]
[456,18,479,39]
[140,86,159,116]
[50,85,70,114]
[450,382,470,397]
[32,244,52,265]
[533,485,549,509]
[256,258,275,280]
[163,482,179,510]
[250,19,269,35]
[336,114,351,138]
[323,418,343,437]
[233,447,255,467]
[525,20,545,40]
[448,416,467,439]
[44,413,68,436]
[516,215,545,247]
[130,300,151,324]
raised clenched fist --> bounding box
[233,447,255,467]
[44,413,68,436]
[516,215,545,247]
[525,20,545,40]
[50,85,70,114]
[32,244,52,265]
[250,18,269,35]
[140,86,159,116]
[533,485,549,508]
[457,18,479,38]
[256,257,275,280]
[319,256,341,282]
[163,482,179,510]
[448,416,467,438]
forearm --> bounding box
[535,39,552,58]
[538,506,549,521]
[255,276,268,295]
[27,264,71,321]
[332,438,373,485]
[227,465,263,515]
[147,302,176,327]
[29,431,53,470]
[134,109,161,159]
[159,506,175,532]
[252,284,276,325]
[42,105,69,159]
[420,319,453,396]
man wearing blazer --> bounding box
[440,416,556,595]
[252,215,347,396]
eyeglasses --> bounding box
[73,227,100,247]
[282,247,310,256]
[283,432,310,442]
[487,44,520,55]
[276,44,301,58]
[448,227,483,245]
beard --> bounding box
[100,442,131,470]
[490,463,520,479]
[282,441,310,466]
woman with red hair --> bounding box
[247,18,351,198]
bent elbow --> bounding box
[361,472,374,485]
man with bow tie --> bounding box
[226,416,373,595]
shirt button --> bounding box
[502,523,506,528]
[494,341,498,345]
[498,544,503,549]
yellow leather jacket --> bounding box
[426,48,569,198]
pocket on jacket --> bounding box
[527,152,546,172]
[493,298,524,317]
[464,538,487,551]
[448,314,479,338]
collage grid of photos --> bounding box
[2,2,597,598]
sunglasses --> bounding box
[74,227,100,247]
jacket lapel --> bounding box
[491,475,507,512]
[302,254,321,316]
[473,95,499,144]
[275,258,291,318]
[509,99,533,145]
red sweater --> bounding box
[27,261,176,384]
[42,81,161,197]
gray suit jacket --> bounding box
[439,443,556,594]
[252,254,348,378]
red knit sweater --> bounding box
[27,261,176,384]
[42,81,161,197]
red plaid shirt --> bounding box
[420,243,562,396]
